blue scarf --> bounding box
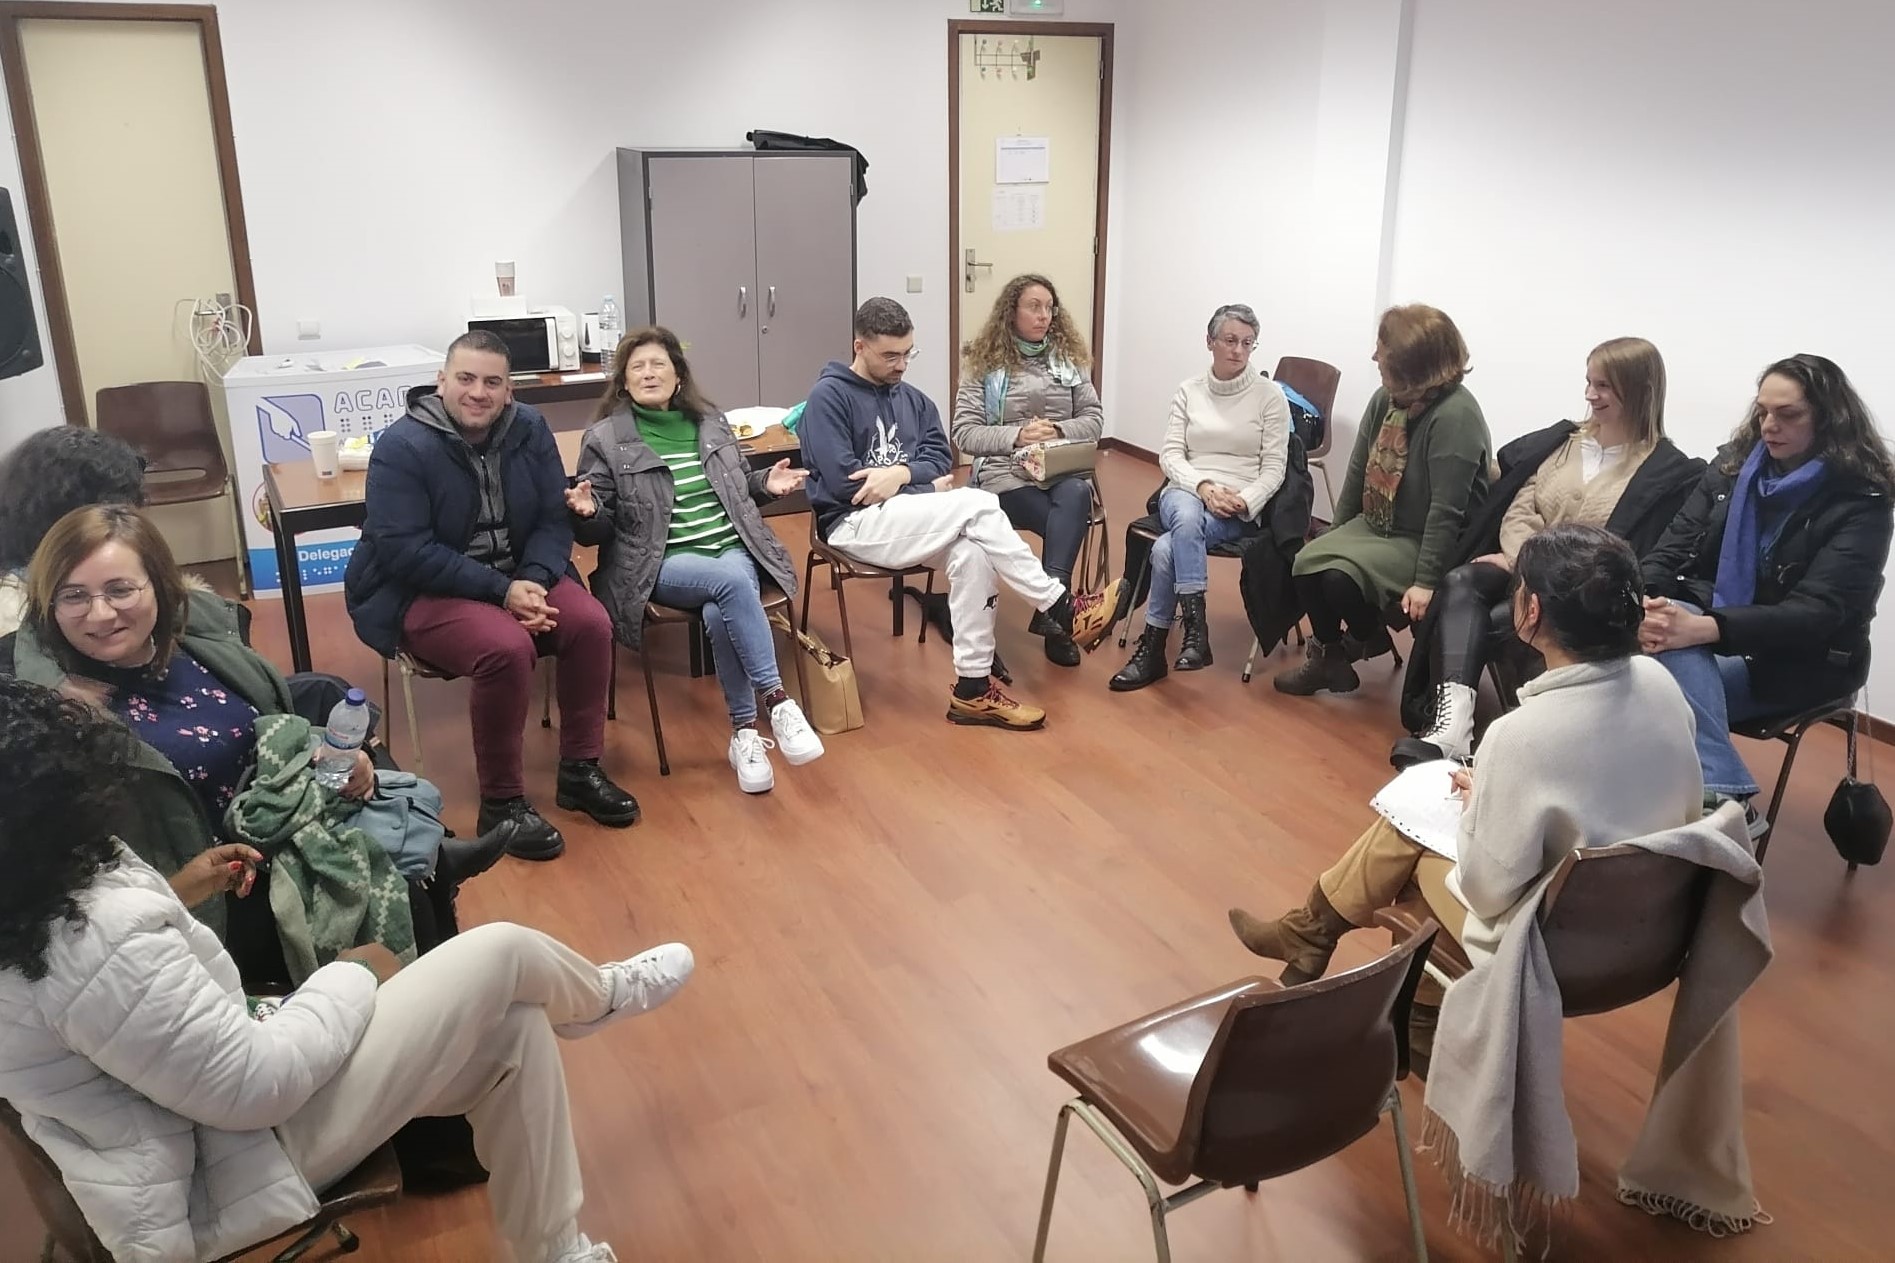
[1712,443,1828,608]
[982,337,1085,422]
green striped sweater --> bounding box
[633,404,742,558]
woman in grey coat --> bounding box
[952,273,1105,666]
[568,326,822,794]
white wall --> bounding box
[0,0,1128,452]
[1386,0,1895,705]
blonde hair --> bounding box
[26,504,187,677]
[1585,337,1666,448]
[1376,304,1469,409]
[960,273,1092,378]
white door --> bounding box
[954,32,1105,391]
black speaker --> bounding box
[0,188,45,381]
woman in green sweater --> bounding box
[570,327,822,794]
[1275,304,1493,695]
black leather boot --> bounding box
[435,820,515,887]
[476,797,564,861]
[1109,625,1170,692]
[555,759,641,827]
[1174,593,1213,671]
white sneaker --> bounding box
[550,1235,618,1263]
[729,727,776,793]
[768,697,825,766]
[555,943,694,1038]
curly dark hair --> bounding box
[0,426,148,570]
[0,677,132,981]
[1719,354,1895,492]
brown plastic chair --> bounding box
[1732,695,1857,865]
[1,1099,401,1263]
[800,515,936,663]
[1272,356,1342,515]
[1032,921,1438,1263]
[632,588,807,776]
[94,381,250,597]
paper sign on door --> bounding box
[992,187,1046,232]
[996,137,1051,184]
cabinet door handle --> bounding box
[767,285,777,318]
[738,286,748,318]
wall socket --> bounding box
[297,319,320,340]
[905,275,924,293]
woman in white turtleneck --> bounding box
[1110,303,1291,692]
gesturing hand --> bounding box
[505,580,559,632]
[564,480,597,518]
[170,844,263,907]
[848,464,911,506]
[764,459,809,497]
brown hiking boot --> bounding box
[1227,883,1357,985]
[1272,639,1360,696]
[1068,579,1123,651]
[947,682,1047,731]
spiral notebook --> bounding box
[1369,759,1467,860]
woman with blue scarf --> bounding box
[1641,354,1894,817]
[952,273,1104,666]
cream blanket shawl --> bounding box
[1421,802,1771,1249]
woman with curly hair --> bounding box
[0,674,691,1263]
[951,273,1105,666]
[0,424,147,637]
[1640,354,1895,816]
[1109,303,1293,691]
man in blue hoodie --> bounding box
[345,331,639,859]
[802,298,1120,730]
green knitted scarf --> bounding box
[224,713,416,983]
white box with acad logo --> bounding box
[222,345,441,596]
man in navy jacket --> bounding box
[345,331,636,858]
[801,298,1120,730]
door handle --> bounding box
[767,285,776,318]
[964,248,995,293]
[739,285,748,318]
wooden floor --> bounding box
[5,450,1890,1262]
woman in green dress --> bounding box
[1275,304,1493,696]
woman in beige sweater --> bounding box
[1109,304,1291,690]
[1396,338,1670,763]
[1229,523,1701,980]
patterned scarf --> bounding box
[1360,405,1412,533]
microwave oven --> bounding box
[467,306,580,373]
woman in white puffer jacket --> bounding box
[0,677,694,1263]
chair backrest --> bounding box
[1538,844,1711,1016]
[1184,920,1436,1186]
[94,381,228,482]
[1271,357,1342,459]
[0,1099,111,1261]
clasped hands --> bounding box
[1639,595,1719,654]
[1014,418,1061,447]
[1195,480,1248,520]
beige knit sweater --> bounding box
[1158,370,1291,520]
[1496,429,1652,560]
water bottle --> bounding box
[596,294,620,365]
[312,688,371,789]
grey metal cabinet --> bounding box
[617,148,857,409]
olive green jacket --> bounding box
[4,587,293,938]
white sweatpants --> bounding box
[275,923,614,1263]
[827,487,1066,678]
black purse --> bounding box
[1823,699,1889,866]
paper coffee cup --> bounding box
[496,260,516,297]
[309,431,341,478]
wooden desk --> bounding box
[261,426,805,672]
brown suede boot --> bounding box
[1227,883,1357,985]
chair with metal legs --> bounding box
[1031,921,1438,1263]
[1731,695,1859,864]
[800,515,936,662]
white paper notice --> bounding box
[995,136,1051,184]
[991,187,1046,232]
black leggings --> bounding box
[1294,567,1386,643]
[998,479,1093,586]
[1432,561,1513,686]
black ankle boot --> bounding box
[554,759,641,828]
[1273,639,1360,696]
[1175,593,1213,671]
[476,797,565,861]
[1110,625,1170,692]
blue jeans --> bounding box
[1145,486,1256,629]
[649,548,781,725]
[1651,602,1767,797]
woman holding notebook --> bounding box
[1228,524,1701,980]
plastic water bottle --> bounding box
[312,688,371,789]
[596,295,620,365]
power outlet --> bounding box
[297,319,320,340]
[905,275,924,293]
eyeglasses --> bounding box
[53,579,150,614]
[1214,335,1258,353]
[877,348,920,367]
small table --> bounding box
[262,425,801,673]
